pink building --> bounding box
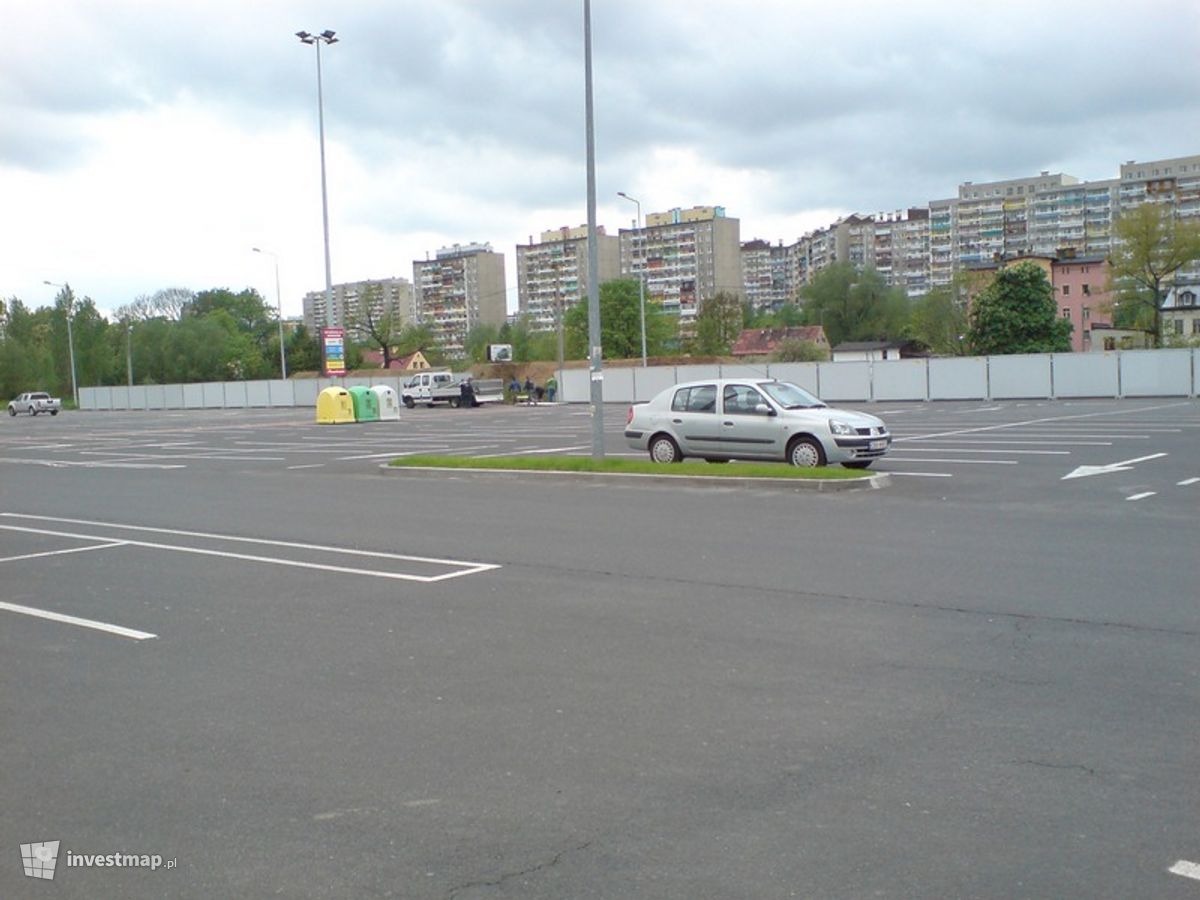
[1050,255,1112,352]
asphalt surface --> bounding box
[1,398,1198,898]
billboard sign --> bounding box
[321,327,346,377]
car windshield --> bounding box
[759,381,826,409]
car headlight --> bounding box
[828,419,856,436]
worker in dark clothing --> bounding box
[459,377,476,408]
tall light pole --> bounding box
[253,247,288,378]
[43,281,78,408]
[126,323,133,387]
[296,29,337,324]
[617,191,648,366]
[583,0,604,458]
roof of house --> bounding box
[832,341,906,352]
[730,326,827,356]
[361,349,427,370]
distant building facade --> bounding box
[619,206,743,326]
[302,277,413,335]
[515,225,620,332]
[412,243,507,356]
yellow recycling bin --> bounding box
[315,387,355,424]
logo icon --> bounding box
[20,841,60,880]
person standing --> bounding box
[545,375,558,404]
[523,376,537,405]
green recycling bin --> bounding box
[348,385,380,422]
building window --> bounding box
[1174,319,1184,335]
[1082,284,1091,295]
[1083,306,1091,321]
[1193,320,1200,335]
[1062,308,1072,319]
[1104,337,1116,350]
[1062,284,1070,295]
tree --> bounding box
[906,284,969,356]
[346,282,400,368]
[799,264,909,346]
[465,323,502,364]
[967,261,1072,355]
[1108,203,1200,347]
[563,279,675,360]
[690,291,744,355]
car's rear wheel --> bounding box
[7,407,14,416]
[448,397,460,408]
[649,434,682,464]
[787,435,825,468]
[50,410,59,416]
[29,408,37,416]
[843,460,872,469]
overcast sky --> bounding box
[5,0,1199,319]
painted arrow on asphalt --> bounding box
[1061,452,1167,480]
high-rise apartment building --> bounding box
[515,226,620,332]
[741,239,798,313]
[412,243,507,355]
[302,277,413,335]
[619,206,743,323]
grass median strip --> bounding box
[388,454,869,479]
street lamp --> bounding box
[253,247,288,378]
[126,323,133,387]
[43,280,78,407]
[296,29,338,322]
[617,191,648,366]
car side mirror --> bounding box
[757,404,775,416]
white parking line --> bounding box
[1125,492,1156,501]
[1179,477,1200,486]
[886,471,954,478]
[894,447,1068,455]
[0,542,127,564]
[0,601,157,640]
[1169,860,1200,881]
[883,457,1018,465]
[0,457,186,470]
[0,514,500,583]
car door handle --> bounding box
[672,418,683,424]
[723,421,734,426]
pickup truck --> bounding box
[401,372,504,408]
[8,392,62,416]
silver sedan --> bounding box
[624,379,891,468]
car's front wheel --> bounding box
[649,434,682,464]
[787,435,825,468]
[7,407,14,416]
[402,396,415,409]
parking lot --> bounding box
[2,399,1198,898]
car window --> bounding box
[723,385,769,415]
[671,385,717,413]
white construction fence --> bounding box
[78,349,1198,411]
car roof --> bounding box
[667,378,777,390]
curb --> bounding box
[379,464,889,492]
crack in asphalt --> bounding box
[444,841,593,899]
[495,559,1200,640]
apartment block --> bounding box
[741,239,798,312]
[412,243,507,355]
[515,225,620,332]
[620,206,743,322]
[871,209,931,297]
[302,277,413,336]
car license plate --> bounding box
[869,439,887,451]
